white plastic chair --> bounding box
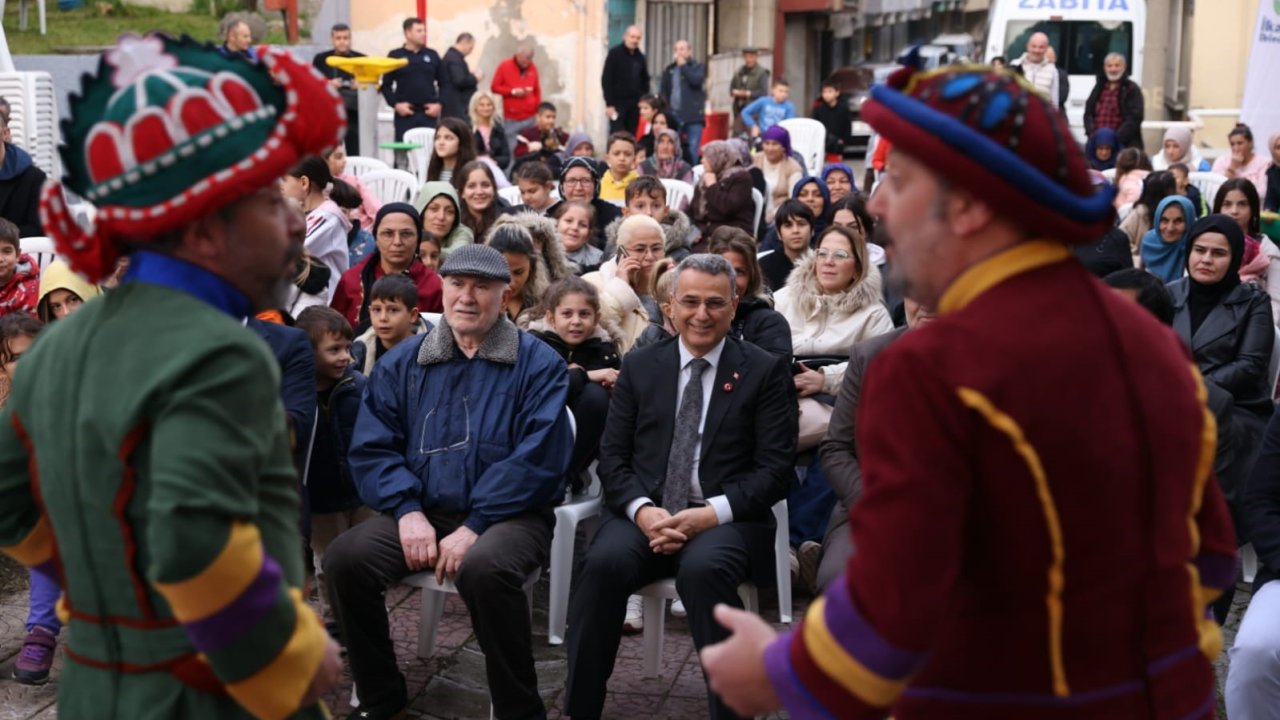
[403,127,435,185]
[751,188,765,234]
[778,118,826,175]
[1188,171,1228,206]
[547,464,602,645]
[498,186,524,207]
[19,236,55,271]
[1101,168,1117,183]
[362,168,418,205]
[636,500,792,678]
[402,569,542,659]
[1242,543,1259,584]
[344,155,390,180]
[659,178,694,212]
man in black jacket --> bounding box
[0,112,44,238]
[602,25,650,135]
[564,254,797,720]
[1084,53,1144,149]
[382,17,442,141]
[440,32,482,119]
[312,24,365,154]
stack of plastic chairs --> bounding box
[0,71,59,178]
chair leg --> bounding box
[774,501,793,624]
[738,584,758,615]
[641,596,666,678]
[417,588,447,659]
[37,0,45,36]
[547,511,574,645]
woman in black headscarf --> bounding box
[1169,214,1275,416]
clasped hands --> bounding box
[636,504,718,554]
[398,511,477,584]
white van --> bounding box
[984,0,1146,142]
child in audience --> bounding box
[599,132,639,203]
[530,277,622,490]
[632,259,678,350]
[812,80,852,162]
[293,306,373,631]
[36,259,101,323]
[1168,162,1205,218]
[509,161,558,216]
[418,233,442,272]
[557,201,602,274]
[514,102,569,175]
[603,176,694,262]
[0,313,55,684]
[742,80,797,137]
[0,218,38,317]
[761,199,816,291]
[351,275,426,374]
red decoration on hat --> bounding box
[130,111,175,165]
[176,93,225,136]
[86,128,126,184]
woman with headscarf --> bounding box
[330,202,444,333]
[754,125,805,223]
[1152,126,1209,172]
[821,163,857,204]
[638,128,693,184]
[1119,170,1176,259]
[1169,214,1276,417]
[690,140,755,245]
[1086,127,1119,171]
[1140,195,1195,282]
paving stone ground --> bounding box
[0,568,798,720]
[0,561,1253,720]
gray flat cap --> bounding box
[438,244,511,282]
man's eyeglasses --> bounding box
[675,296,731,312]
[815,249,854,261]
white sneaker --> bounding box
[623,595,644,633]
[670,598,687,617]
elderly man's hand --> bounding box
[701,604,783,716]
[398,511,438,571]
[436,526,479,584]
[649,506,718,554]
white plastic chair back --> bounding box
[362,169,418,205]
[691,163,705,187]
[751,188,765,233]
[498,186,523,207]
[344,155,390,180]
[0,72,58,176]
[19,235,55,271]
[778,118,826,175]
[1188,172,1228,207]
[403,127,435,185]
[659,179,694,212]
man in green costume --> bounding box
[0,34,347,718]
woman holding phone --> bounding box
[582,214,666,353]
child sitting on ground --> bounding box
[0,218,38,317]
[294,306,373,633]
[351,275,427,375]
[528,277,622,492]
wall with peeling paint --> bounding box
[351,0,610,142]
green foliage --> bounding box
[3,3,289,55]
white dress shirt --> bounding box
[627,337,734,526]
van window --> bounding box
[1004,20,1133,76]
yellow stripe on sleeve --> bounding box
[225,588,327,720]
[801,597,910,707]
[153,521,263,622]
[2,515,53,567]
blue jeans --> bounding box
[684,122,705,164]
[27,566,61,634]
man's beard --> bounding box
[1106,70,1123,82]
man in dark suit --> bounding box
[563,254,797,720]
[440,32,482,119]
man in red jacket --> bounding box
[491,41,541,171]
[701,57,1237,720]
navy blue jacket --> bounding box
[350,318,573,533]
[247,318,316,475]
[382,45,442,108]
[308,367,368,513]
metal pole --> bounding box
[358,81,380,158]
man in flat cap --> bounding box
[325,243,574,720]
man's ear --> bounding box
[945,187,995,239]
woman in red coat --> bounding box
[331,203,442,333]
